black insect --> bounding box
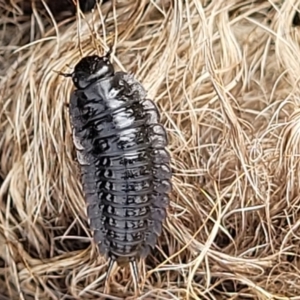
[59,50,172,292]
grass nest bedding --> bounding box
[1,0,300,299]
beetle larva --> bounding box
[60,50,172,292]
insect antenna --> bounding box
[105,46,113,59]
[52,70,73,108]
[53,70,73,78]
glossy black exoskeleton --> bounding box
[60,50,172,293]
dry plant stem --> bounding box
[129,260,140,297]
[2,0,300,299]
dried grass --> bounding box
[1,0,300,299]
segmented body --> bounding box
[66,54,172,276]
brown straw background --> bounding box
[1,0,300,299]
